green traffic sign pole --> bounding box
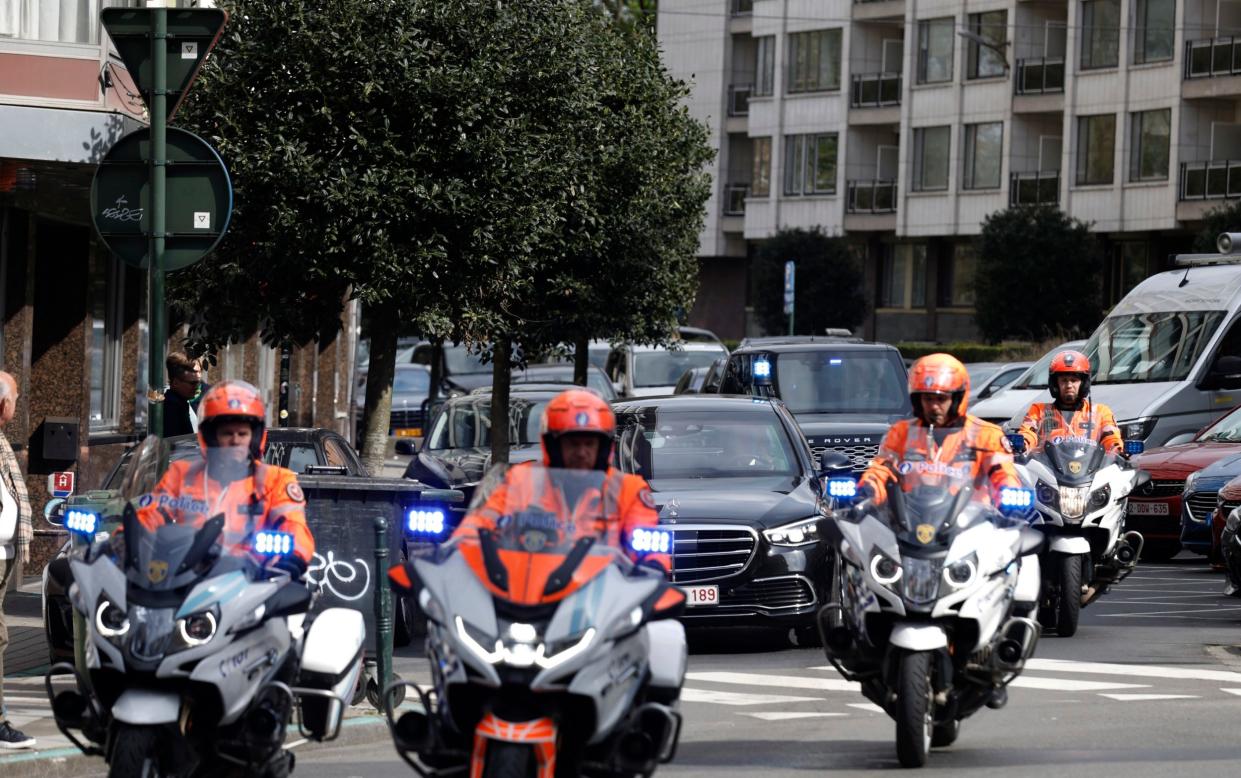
[148,5,168,440]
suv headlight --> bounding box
[1119,417,1156,442]
[764,517,820,547]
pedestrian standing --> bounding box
[0,371,35,749]
[162,352,208,438]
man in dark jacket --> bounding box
[162,352,207,438]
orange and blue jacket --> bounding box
[1018,401,1122,455]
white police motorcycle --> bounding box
[44,436,365,777]
[817,458,1044,768]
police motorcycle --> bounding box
[816,457,1044,768]
[1010,433,1147,637]
[383,463,688,778]
[43,436,365,778]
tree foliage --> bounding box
[750,228,867,336]
[1193,199,1241,252]
[974,205,1103,342]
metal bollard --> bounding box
[373,515,393,704]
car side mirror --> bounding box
[394,438,418,456]
[44,497,67,526]
[612,381,623,394]
[817,450,854,480]
[1206,355,1241,389]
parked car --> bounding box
[1127,404,1241,560]
[355,363,432,440]
[672,357,727,395]
[42,427,371,664]
[611,395,842,637]
[973,361,1033,402]
[718,339,910,474]
[676,325,725,346]
[511,362,617,401]
[737,333,863,349]
[969,341,1086,427]
[606,341,730,398]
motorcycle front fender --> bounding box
[888,623,948,651]
[1049,536,1091,555]
[112,688,179,725]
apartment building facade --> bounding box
[663,0,1238,342]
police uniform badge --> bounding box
[286,481,305,502]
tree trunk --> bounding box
[360,304,398,475]
[489,335,512,466]
[573,332,589,387]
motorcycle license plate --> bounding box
[1128,502,1169,516]
[680,585,719,607]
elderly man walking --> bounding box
[0,371,35,749]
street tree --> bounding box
[175,0,642,472]
[751,228,867,336]
[974,205,1103,342]
[1193,199,1241,252]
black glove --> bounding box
[274,554,308,579]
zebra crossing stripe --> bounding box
[1023,658,1241,684]
[685,671,858,692]
[1098,694,1200,702]
[680,688,820,706]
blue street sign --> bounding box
[783,260,795,316]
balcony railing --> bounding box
[1185,37,1241,79]
[730,0,753,16]
[724,184,750,215]
[1014,57,1065,95]
[728,83,752,116]
[850,73,901,108]
[1009,172,1060,206]
[1180,161,1241,200]
[846,180,898,213]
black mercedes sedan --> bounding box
[612,395,840,637]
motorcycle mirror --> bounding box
[1133,470,1152,490]
[43,497,67,526]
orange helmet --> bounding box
[541,389,615,470]
[1049,349,1091,403]
[908,353,970,422]
[197,380,268,458]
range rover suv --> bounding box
[718,338,911,473]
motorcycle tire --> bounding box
[109,724,165,778]
[482,741,535,778]
[930,718,960,748]
[894,650,934,768]
[1055,554,1083,638]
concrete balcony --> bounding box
[1184,37,1241,99]
[1009,171,1060,206]
[852,0,905,21]
[844,179,897,231]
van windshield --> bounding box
[1087,311,1225,384]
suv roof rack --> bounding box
[738,335,865,347]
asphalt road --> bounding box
[293,556,1241,777]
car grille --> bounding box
[1219,499,1241,519]
[723,576,816,611]
[669,525,758,584]
[1185,491,1220,523]
[810,443,879,473]
[1143,479,1186,498]
[389,409,425,429]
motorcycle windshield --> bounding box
[1032,438,1105,487]
[452,463,634,607]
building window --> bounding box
[755,36,776,96]
[939,244,977,307]
[913,126,951,192]
[1076,114,1116,185]
[1080,0,1120,70]
[89,252,124,432]
[963,122,1003,190]
[782,133,838,196]
[1134,0,1174,64]
[966,11,1007,79]
[786,29,842,94]
[1129,108,1171,182]
[0,0,139,45]
[880,244,928,309]
[752,137,772,196]
[1113,242,1150,302]
[917,18,955,84]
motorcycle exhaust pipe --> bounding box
[392,710,432,754]
[991,617,1040,672]
[52,689,90,729]
[1120,531,1144,565]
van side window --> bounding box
[1214,319,1241,364]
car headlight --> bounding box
[95,600,129,639]
[869,553,902,585]
[1185,471,1201,492]
[1089,485,1112,510]
[764,517,820,547]
[177,611,218,647]
[1036,480,1059,508]
[943,554,978,589]
[1119,417,1156,442]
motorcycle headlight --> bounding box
[943,554,978,589]
[95,600,129,639]
[177,611,218,647]
[534,628,596,670]
[455,616,503,664]
[1089,485,1112,510]
[1036,480,1059,508]
[902,557,942,605]
[1058,486,1090,519]
[764,517,820,547]
[869,553,902,586]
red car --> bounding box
[1128,404,1241,562]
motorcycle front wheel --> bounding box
[482,741,536,778]
[894,650,933,768]
[1055,554,1083,637]
[109,724,166,778]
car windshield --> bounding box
[425,397,548,449]
[615,410,800,482]
[394,368,430,393]
[633,349,726,388]
[775,351,908,414]
[1086,311,1226,384]
[966,364,1000,385]
[1199,405,1241,442]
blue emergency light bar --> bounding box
[407,507,447,538]
[630,527,672,555]
[253,531,294,556]
[65,509,99,536]
[827,477,858,500]
[753,357,772,383]
[1005,433,1027,453]
[1124,440,1145,456]
[998,487,1035,516]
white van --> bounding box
[980,245,1241,448]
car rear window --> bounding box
[774,351,908,414]
[425,397,548,449]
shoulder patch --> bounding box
[638,487,656,510]
[286,481,305,502]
